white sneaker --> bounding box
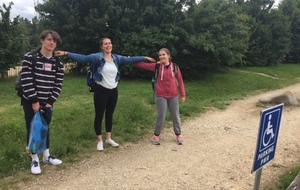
[97,141,103,151]
[105,139,119,147]
[31,160,41,174]
[43,155,62,165]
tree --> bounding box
[104,0,190,77]
[279,0,300,63]
[35,0,190,75]
[0,2,27,78]
[186,0,251,71]
[263,9,291,65]
[19,16,42,50]
[35,0,112,72]
[240,0,291,66]
[36,0,110,53]
[32,0,293,77]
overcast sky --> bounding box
[1,0,36,19]
[1,0,281,20]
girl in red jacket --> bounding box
[134,48,186,145]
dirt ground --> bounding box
[16,83,300,190]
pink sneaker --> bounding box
[152,135,160,145]
[176,135,183,145]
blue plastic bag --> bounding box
[27,111,48,154]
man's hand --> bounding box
[45,103,52,108]
[32,102,40,113]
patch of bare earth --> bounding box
[14,84,300,190]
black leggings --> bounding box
[93,84,118,136]
[22,98,51,149]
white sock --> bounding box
[31,154,39,162]
[43,148,50,158]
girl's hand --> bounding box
[181,97,186,103]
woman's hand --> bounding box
[144,56,156,63]
[54,51,68,57]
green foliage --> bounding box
[187,0,251,69]
[1,0,300,78]
[276,166,300,189]
[279,0,300,63]
[266,10,291,64]
[245,22,273,66]
[0,2,28,77]
[240,0,291,66]
[20,0,295,76]
[36,0,111,53]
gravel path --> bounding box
[17,83,300,190]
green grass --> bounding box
[276,166,300,189]
[1,64,300,189]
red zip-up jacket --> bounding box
[134,62,186,99]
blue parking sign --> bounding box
[252,103,284,173]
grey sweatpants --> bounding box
[154,96,181,136]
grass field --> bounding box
[0,64,300,189]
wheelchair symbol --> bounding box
[263,114,275,147]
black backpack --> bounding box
[15,51,38,97]
[15,51,60,97]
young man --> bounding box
[21,30,64,174]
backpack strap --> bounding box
[154,63,160,80]
[154,63,178,80]
[91,53,105,73]
[112,54,120,68]
[86,53,104,90]
[30,51,37,71]
[17,51,37,102]
[173,63,178,76]
[54,56,61,71]
[30,51,60,72]
[88,53,120,86]
[92,53,119,72]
